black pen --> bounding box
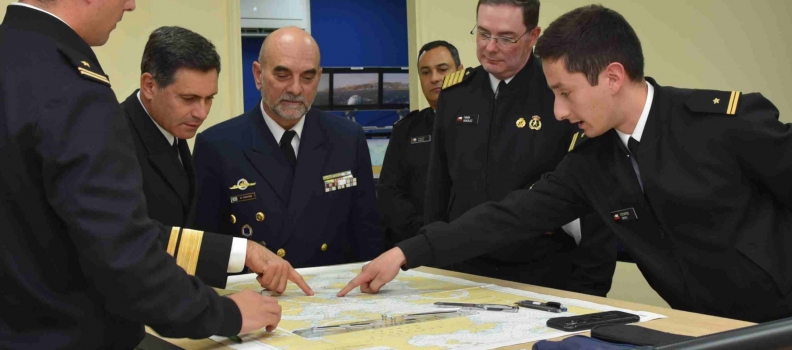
[515,300,567,313]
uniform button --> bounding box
[230,214,236,224]
[320,243,328,252]
[255,212,265,222]
[277,248,286,258]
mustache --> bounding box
[277,93,306,105]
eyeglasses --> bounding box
[470,23,530,47]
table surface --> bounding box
[147,266,753,349]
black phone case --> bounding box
[546,311,640,332]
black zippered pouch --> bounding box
[591,324,693,346]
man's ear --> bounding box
[140,73,157,99]
[456,64,465,72]
[252,61,263,90]
[603,62,627,94]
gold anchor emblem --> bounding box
[516,117,526,129]
[529,115,542,130]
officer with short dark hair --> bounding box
[378,40,464,248]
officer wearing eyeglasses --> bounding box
[422,0,616,296]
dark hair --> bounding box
[476,0,540,31]
[417,40,462,68]
[140,26,221,88]
[535,5,644,86]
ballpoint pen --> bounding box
[434,302,519,312]
[515,300,567,313]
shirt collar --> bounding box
[9,3,71,28]
[616,81,654,148]
[488,73,515,94]
[137,91,176,146]
[260,101,305,142]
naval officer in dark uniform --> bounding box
[0,2,305,348]
[422,0,616,296]
[193,27,382,269]
[378,40,464,248]
[341,5,792,323]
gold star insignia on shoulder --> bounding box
[687,90,741,115]
[81,61,90,68]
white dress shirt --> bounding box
[260,101,306,157]
[488,73,515,96]
[136,92,247,273]
[615,81,655,147]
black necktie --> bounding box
[495,80,507,98]
[280,130,297,168]
[628,137,640,160]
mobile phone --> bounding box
[546,311,640,332]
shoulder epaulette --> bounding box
[394,109,420,126]
[441,67,475,90]
[57,44,111,87]
[567,131,588,152]
[686,89,741,115]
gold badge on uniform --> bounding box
[516,117,526,129]
[81,61,90,68]
[323,170,357,192]
[230,178,256,191]
[529,115,542,130]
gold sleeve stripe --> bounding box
[175,229,204,276]
[166,227,180,257]
[568,131,580,152]
[726,91,736,115]
[729,91,741,115]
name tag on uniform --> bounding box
[456,115,479,125]
[611,207,638,222]
[323,170,357,192]
[231,192,256,204]
[411,135,431,144]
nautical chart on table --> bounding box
[210,263,665,350]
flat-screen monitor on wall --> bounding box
[312,67,409,111]
[333,73,379,107]
[382,73,410,106]
[313,74,331,107]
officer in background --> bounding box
[0,1,304,349]
[378,40,464,248]
[193,27,382,269]
[341,4,792,323]
[423,0,615,296]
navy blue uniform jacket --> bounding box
[400,78,792,322]
[193,106,382,268]
[0,6,240,349]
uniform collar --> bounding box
[488,73,515,94]
[137,91,176,146]
[260,101,306,143]
[2,4,102,73]
[616,81,654,148]
[8,3,70,28]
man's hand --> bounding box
[228,290,282,333]
[336,247,406,297]
[245,241,313,295]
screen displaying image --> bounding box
[333,73,378,106]
[382,73,410,105]
[313,74,330,107]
